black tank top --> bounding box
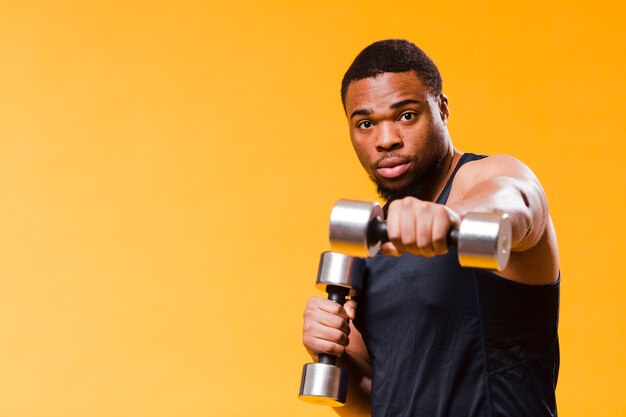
[353,153,559,417]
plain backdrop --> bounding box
[0,1,624,416]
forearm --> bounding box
[447,176,548,252]
[333,354,371,416]
[340,355,370,391]
[337,354,372,395]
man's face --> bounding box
[344,71,450,200]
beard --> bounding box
[371,148,447,202]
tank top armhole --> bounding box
[436,153,487,205]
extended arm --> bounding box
[446,154,549,252]
[384,154,559,284]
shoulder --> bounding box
[450,154,544,198]
[458,154,539,182]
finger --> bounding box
[313,298,351,321]
[311,336,348,356]
[303,330,347,357]
[431,208,451,255]
[399,203,419,255]
[304,305,350,334]
[302,317,350,350]
[344,300,358,321]
[387,201,409,254]
[415,210,436,257]
[381,241,402,256]
[303,324,350,356]
[314,309,351,334]
[310,322,350,346]
[445,206,462,228]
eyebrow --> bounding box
[350,108,373,119]
[390,99,421,109]
[350,99,422,119]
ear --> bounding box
[438,94,449,125]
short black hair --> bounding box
[341,39,442,106]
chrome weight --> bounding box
[329,200,384,258]
[457,212,511,271]
[315,251,365,295]
[299,362,349,406]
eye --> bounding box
[356,120,374,129]
[400,112,416,122]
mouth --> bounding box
[374,157,412,180]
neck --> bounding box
[416,145,462,202]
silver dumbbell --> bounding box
[329,199,512,271]
[299,251,366,407]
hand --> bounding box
[302,297,357,359]
[382,197,461,257]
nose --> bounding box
[375,122,403,152]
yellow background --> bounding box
[0,1,624,416]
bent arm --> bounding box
[302,297,371,413]
[334,322,371,416]
[344,322,372,394]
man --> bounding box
[302,40,560,416]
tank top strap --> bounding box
[435,152,486,204]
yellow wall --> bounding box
[0,1,623,416]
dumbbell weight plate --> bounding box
[316,251,365,295]
[329,200,384,258]
[299,362,349,407]
[457,212,511,271]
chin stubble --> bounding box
[372,150,447,202]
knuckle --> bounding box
[389,199,402,209]
[302,335,313,349]
[331,342,345,356]
[327,302,341,315]
[302,319,318,334]
[306,297,318,307]
[330,328,345,343]
[305,297,321,311]
[433,233,446,247]
[333,317,346,330]
[322,340,337,355]
[402,235,417,247]
[302,307,316,321]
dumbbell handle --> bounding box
[318,285,350,366]
[367,216,460,249]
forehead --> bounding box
[344,71,430,113]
